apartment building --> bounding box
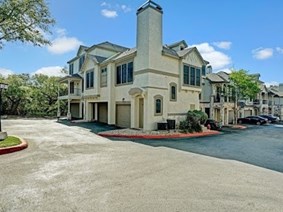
[58,0,209,131]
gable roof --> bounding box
[167,40,188,49]
[76,45,88,56]
[114,48,137,61]
[206,73,227,83]
[87,41,128,53]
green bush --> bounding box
[179,110,207,133]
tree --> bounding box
[0,0,55,49]
[230,69,261,123]
[1,74,31,115]
[0,73,67,117]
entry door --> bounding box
[139,99,144,128]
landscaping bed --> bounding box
[0,136,21,148]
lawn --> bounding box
[0,136,21,148]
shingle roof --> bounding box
[206,73,226,83]
[162,46,179,57]
[217,71,230,82]
[167,40,188,49]
[177,47,194,57]
[114,48,137,61]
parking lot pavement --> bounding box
[1,119,283,212]
[126,124,283,173]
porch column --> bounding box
[67,99,71,120]
[57,85,61,118]
[95,103,98,121]
[67,79,71,120]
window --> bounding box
[154,95,163,116]
[170,82,177,101]
[196,68,201,86]
[190,67,195,86]
[184,65,189,85]
[100,67,107,87]
[70,82,74,94]
[183,64,201,87]
[201,65,206,76]
[86,70,94,89]
[79,55,85,70]
[69,63,74,75]
[116,62,134,85]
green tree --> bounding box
[28,74,62,116]
[230,69,260,123]
[1,74,31,115]
[0,0,55,49]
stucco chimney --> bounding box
[136,0,163,69]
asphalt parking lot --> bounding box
[1,119,283,212]
[122,124,283,173]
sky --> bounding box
[1,0,283,86]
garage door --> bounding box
[71,103,80,119]
[228,110,234,124]
[244,110,252,117]
[116,104,131,128]
[98,103,108,123]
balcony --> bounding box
[58,88,82,100]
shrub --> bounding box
[179,110,207,133]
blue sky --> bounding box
[1,0,283,86]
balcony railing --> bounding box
[59,88,81,98]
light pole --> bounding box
[0,83,8,140]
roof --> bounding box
[162,46,179,58]
[217,71,230,82]
[167,40,188,49]
[268,87,283,97]
[87,55,108,63]
[87,41,128,53]
[137,0,163,14]
[206,73,226,83]
[59,73,82,82]
[177,47,194,57]
[114,48,137,61]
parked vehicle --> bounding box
[237,116,268,125]
[259,115,280,123]
[204,119,222,130]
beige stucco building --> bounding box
[58,0,209,131]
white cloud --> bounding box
[265,81,279,87]
[47,28,83,54]
[32,66,67,77]
[252,48,273,60]
[121,5,131,13]
[276,47,283,54]
[192,42,232,70]
[0,68,14,77]
[212,41,232,50]
[216,68,232,74]
[101,2,111,7]
[101,9,118,18]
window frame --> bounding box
[154,95,163,116]
[69,63,74,75]
[183,64,202,87]
[116,61,134,86]
[169,82,177,101]
[100,67,107,87]
[86,69,94,89]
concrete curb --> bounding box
[0,136,28,155]
[98,130,220,139]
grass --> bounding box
[0,136,21,148]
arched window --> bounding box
[154,95,163,116]
[170,82,177,101]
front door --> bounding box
[139,99,144,128]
